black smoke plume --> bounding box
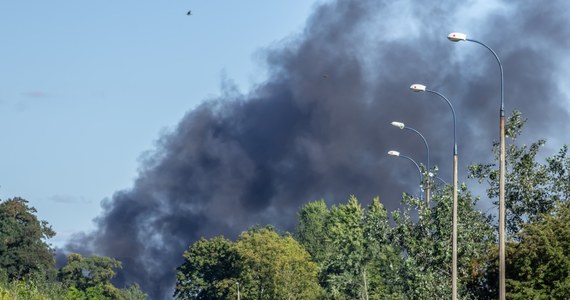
[66,1,570,298]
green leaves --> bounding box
[236,227,322,300]
[297,196,401,299]
[175,228,322,300]
[0,198,55,281]
[174,236,240,299]
[469,110,569,236]
[59,253,122,292]
[506,204,570,299]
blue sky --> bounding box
[0,1,323,246]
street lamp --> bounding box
[391,121,431,206]
[410,83,458,300]
[387,150,424,200]
[448,31,506,300]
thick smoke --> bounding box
[66,0,570,298]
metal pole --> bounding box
[452,153,458,300]
[237,282,240,300]
[425,89,457,300]
[465,38,505,300]
[404,126,431,207]
[399,154,424,200]
[499,114,506,300]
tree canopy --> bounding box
[175,227,322,300]
[0,197,55,280]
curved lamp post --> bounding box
[388,150,423,199]
[448,31,506,300]
[410,83,458,300]
[391,121,431,206]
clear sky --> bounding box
[0,1,323,246]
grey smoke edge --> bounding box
[64,1,570,298]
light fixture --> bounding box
[410,84,426,92]
[391,121,405,129]
[447,32,467,42]
[387,150,400,157]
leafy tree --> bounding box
[297,196,402,299]
[119,283,147,300]
[174,236,241,299]
[321,196,368,299]
[296,199,330,265]
[390,182,495,299]
[0,197,55,280]
[469,110,570,235]
[363,198,402,299]
[506,203,570,299]
[58,253,125,299]
[235,227,323,300]
[467,110,570,298]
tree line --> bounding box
[1,111,568,299]
[0,197,146,299]
[174,112,570,299]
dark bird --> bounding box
[322,74,329,79]
[187,10,192,16]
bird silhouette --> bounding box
[187,10,192,16]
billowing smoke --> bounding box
[66,0,570,298]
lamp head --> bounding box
[410,84,426,92]
[391,121,405,129]
[388,150,400,157]
[447,32,467,42]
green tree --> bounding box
[58,253,124,299]
[296,199,330,265]
[321,196,367,299]
[469,110,570,235]
[235,227,323,300]
[174,236,241,299]
[466,110,570,298]
[0,197,55,280]
[363,198,402,299]
[506,203,570,299]
[296,196,403,299]
[390,183,495,299]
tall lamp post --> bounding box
[387,150,424,199]
[447,32,505,300]
[391,121,431,207]
[410,83,458,300]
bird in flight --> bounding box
[187,10,192,16]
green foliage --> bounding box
[297,196,403,299]
[468,110,570,235]
[175,228,323,299]
[322,196,369,299]
[0,197,55,280]
[296,199,329,264]
[174,236,241,299]
[466,110,570,298]
[59,253,121,291]
[390,185,495,299]
[57,253,142,299]
[119,283,147,300]
[235,227,323,300]
[506,203,570,299]
[64,286,87,300]
[0,197,146,299]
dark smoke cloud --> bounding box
[65,0,570,298]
